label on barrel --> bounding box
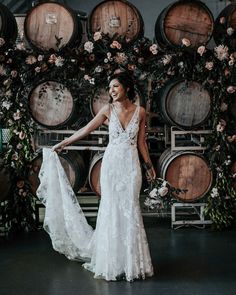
[109,16,121,28]
[46,13,58,25]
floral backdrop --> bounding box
[0,21,236,232]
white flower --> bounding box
[211,187,219,198]
[158,186,169,197]
[2,101,12,110]
[37,55,44,61]
[149,44,158,55]
[89,78,95,85]
[214,45,229,61]
[95,66,103,73]
[162,54,172,65]
[16,42,26,50]
[178,61,184,68]
[55,56,64,67]
[149,188,158,198]
[182,38,191,47]
[84,41,94,53]
[227,27,234,36]
[84,74,90,81]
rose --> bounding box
[35,67,41,73]
[84,41,94,53]
[38,55,44,61]
[110,40,122,49]
[158,186,169,197]
[19,131,25,140]
[16,43,25,50]
[227,86,236,93]
[48,54,57,64]
[93,31,102,41]
[149,44,158,55]
[219,17,225,24]
[227,27,234,36]
[205,61,214,70]
[197,45,206,56]
[182,38,191,47]
[11,70,18,78]
[13,110,21,120]
[0,38,5,46]
[149,188,158,198]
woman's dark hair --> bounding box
[108,72,136,103]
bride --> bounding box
[37,72,156,282]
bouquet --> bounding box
[144,178,188,211]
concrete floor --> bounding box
[0,219,236,295]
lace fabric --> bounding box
[37,104,154,282]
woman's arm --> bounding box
[137,107,156,180]
[52,104,110,152]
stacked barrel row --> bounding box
[1,0,236,202]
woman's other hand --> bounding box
[52,143,65,153]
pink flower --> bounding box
[205,61,214,70]
[197,45,206,56]
[48,54,57,64]
[35,67,41,73]
[219,17,225,24]
[214,45,229,61]
[25,55,37,64]
[13,110,21,120]
[11,70,18,78]
[16,43,26,50]
[19,131,25,140]
[227,86,236,93]
[114,52,127,64]
[110,40,122,50]
[220,102,228,112]
[182,38,191,47]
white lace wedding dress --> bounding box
[37,104,154,282]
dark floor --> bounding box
[0,219,236,295]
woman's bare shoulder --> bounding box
[98,103,111,117]
[139,106,146,117]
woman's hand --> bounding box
[52,142,65,153]
[146,166,156,182]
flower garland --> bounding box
[0,31,235,231]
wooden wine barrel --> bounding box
[155,0,214,49]
[24,2,82,51]
[29,80,78,128]
[88,0,144,43]
[28,151,86,195]
[159,149,212,202]
[88,153,103,197]
[90,86,144,124]
[214,3,236,49]
[158,80,211,128]
[0,159,12,202]
[0,3,18,45]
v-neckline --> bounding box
[112,104,138,132]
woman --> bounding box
[38,72,156,282]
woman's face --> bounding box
[108,79,128,102]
